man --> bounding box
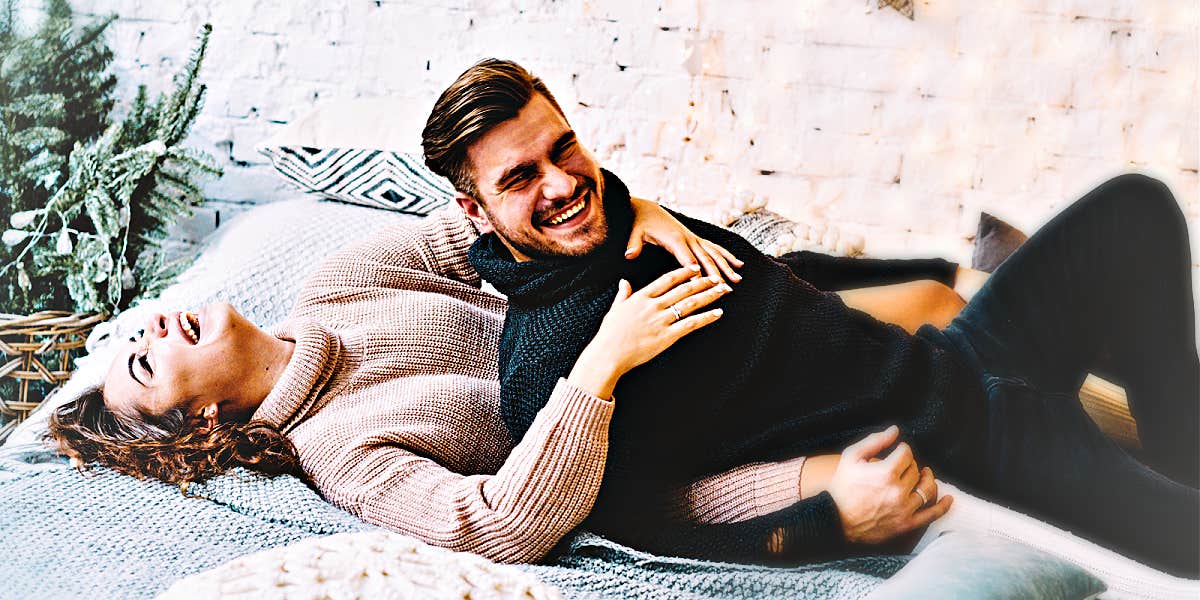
[422,59,1199,576]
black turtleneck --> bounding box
[468,169,984,563]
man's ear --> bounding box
[454,192,494,234]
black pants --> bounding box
[939,173,1200,577]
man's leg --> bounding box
[944,173,1199,485]
[977,381,1199,578]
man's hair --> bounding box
[422,58,565,199]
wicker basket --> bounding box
[0,311,105,441]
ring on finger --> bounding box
[913,487,929,507]
[670,304,683,322]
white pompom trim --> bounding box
[718,191,866,257]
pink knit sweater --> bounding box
[251,208,806,563]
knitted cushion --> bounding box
[160,530,561,600]
[716,191,865,258]
[258,146,454,215]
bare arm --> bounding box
[836,279,967,334]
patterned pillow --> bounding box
[257,146,455,215]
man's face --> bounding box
[457,93,608,261]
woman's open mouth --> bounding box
[540,194,591,230]
[178,311,201,344]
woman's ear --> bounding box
[200,403,219,430]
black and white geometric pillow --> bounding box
[258,146,455,215]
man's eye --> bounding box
[554,143,576,162]
[507,173,534,190]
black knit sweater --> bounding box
[468,170,984,562]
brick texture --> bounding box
[71,0,1197,269]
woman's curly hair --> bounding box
[46,386,308,486]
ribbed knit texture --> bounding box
[470,169,987,562]
[249,209,613,564]
[248,207,835,563]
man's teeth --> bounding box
[179,312,199,344]
[547,198,585,225]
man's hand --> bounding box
[626,196,744,284]
[827,426,953,545]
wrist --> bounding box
[568,348,623,400]
[801,454,840,499]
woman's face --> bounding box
[102,302,267,421]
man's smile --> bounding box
[541,194,590,228]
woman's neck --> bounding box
[232,334,296,421]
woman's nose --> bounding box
[144,313,168,337]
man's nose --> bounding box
[540,163,576,201]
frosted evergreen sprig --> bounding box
[0,14,219,315]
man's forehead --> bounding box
[466,95,571,183]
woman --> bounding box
[47,199,773,564]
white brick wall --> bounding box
[69,0,1197,268]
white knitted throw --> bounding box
[159,530,561,600]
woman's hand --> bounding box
[626,196,744,284]
[827,426,952,545]
[568,266,730,399]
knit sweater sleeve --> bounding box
[774,250,958,292]
[668,456,807,523]
[312,379,613,565]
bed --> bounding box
[1,190,1196,599]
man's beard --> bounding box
[486,176,609,261]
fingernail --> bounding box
[720,284,732,293]
[709,275,721,283]
[713,308,723,316]
[625,249,635,256]
[731,273,742,281]
[688,264,701,271]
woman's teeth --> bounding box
[546,198,585,226]
[179,312,200,344]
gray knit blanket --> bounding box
[0,447,905,599]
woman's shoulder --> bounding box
[287,374,510,474]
